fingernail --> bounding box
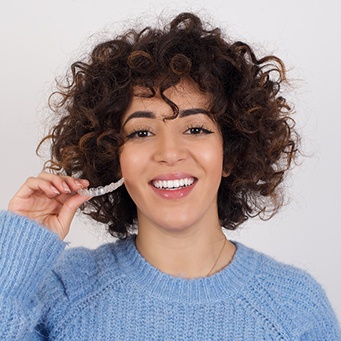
[63,182,71,193]
[81,179,89,187]
[51,186,60,195]
[74,180,82,188]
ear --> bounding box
[222,163,233,177]
[116,153,123,179]
[116,169,123,179]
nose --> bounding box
[153,128,188,165]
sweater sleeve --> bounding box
[0,210,66,340]
[297,275,341,340]
[253,255,341,340]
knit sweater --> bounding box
[0,211,340,340]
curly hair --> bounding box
[39,12,299,238]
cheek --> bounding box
[119,148,134,178]
[119,149,139,201]
[119,145,147,180]
[201,140,224,175]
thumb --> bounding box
[57,194,92,238]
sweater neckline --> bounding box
[114,236,260,303]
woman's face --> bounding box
[119,78,224,233]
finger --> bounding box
[57,193,92,236]
[13,176,62,199]
[38,172,89,194]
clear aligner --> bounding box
[77,178,125,197]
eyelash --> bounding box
[185,125,214,135]
[125,125,213,140]
[126,128,153,139]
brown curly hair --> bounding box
[39,12,299,238]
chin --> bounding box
[154,216,202,233]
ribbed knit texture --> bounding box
[0,210,340,340]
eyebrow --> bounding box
[122,108,209,128]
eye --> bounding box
[126,129,153,139]
[185,125,213,135]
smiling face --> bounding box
[119,78,224,234]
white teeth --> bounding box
[152,178,195,190]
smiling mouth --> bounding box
[151,178,196,190]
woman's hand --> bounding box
[8,172,91,240]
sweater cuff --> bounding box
[0,210,66,300]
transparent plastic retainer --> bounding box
[77,178,124,197]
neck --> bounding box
[135,223,236,279]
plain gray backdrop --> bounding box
[1,0,340,321]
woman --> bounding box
[0,12,340,340]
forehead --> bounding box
[127,78,212,114]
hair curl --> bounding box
[39,12,299,238]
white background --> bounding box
[1,0,340,321]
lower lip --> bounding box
[150,181,197,200]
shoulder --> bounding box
[39,237,132,304]
[235,241,324,290]
[243,242,318,287]
[247,243,326,300]
[235,242,340,338]
[54,239,127,286]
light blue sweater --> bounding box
[0,211,340,340]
